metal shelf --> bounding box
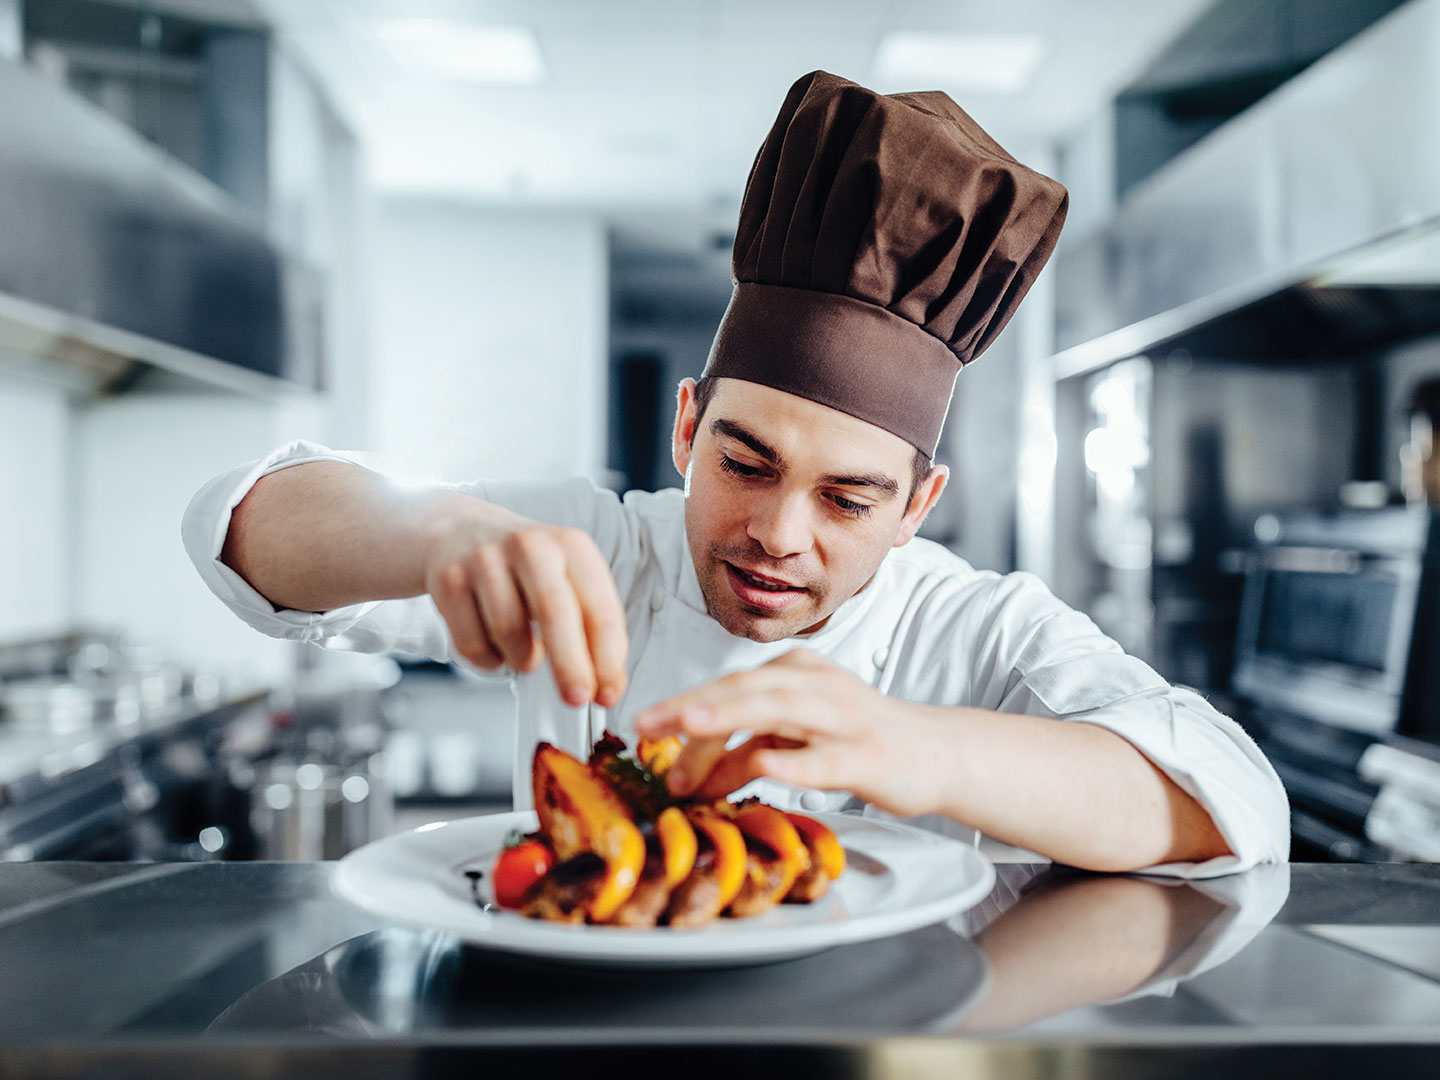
[0,288,308,400]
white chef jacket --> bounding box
[182,440,1290,879]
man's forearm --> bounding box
[218,460,629,703]
[929,705,1232,872]
[221,461,503,613]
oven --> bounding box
[1233,507,1426,735]
[1230,506,1439,861]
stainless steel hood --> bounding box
[1052,0,1440,378]
[0,46,316,399]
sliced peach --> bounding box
[636,735,683,777]
[731,804,810,900]
[785,813,847,880]
[655,806,698,890]
[531,743,644,923]
[687,807,747,910]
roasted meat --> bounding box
[520,852,605,924]
[728,844,794,918]
[664,847,724,928]
[610,843,672,928]
[786,861,830,903]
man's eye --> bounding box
[831,494,874,518]
[719,456,762,478]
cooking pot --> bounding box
[0,677,96,733]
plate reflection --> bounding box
[210,920,989,1036]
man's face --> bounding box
[672,378,943,642]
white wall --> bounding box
[0,381,70,640]
[71,392,328,684]
[369,200,608,484]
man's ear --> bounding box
[893,464,948,547]
[672,378,699,479]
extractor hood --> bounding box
[0,39,318,399]
[1052,0,1440,378]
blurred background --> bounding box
[3,0,1440,866]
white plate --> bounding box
[334,810,995,968]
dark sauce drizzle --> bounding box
[463,868,495,912]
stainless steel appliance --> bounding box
[246,756,391,862]
[1228,507,1440,861]
[0,632,398,862]
[1232,507,1427,735]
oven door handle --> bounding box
[1254,546,1363,574]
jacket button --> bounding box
[872,647,889,669]
[650,590,665,613]
[799,790,827,811]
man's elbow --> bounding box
[1088,798,1235,874]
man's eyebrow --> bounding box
[710,418,899,498]
[710,419,782,466]
[818,472,900,499]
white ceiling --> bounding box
[259,0,1215,229]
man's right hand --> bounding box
[422,509,629,708]
[222,461,627,709]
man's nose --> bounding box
[747,491,815,558]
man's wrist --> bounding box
[919,702,984,823]
[872,696,982,820]
[416,491,516,581]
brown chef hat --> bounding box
[703,70,1069,457]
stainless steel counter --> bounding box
[0,859,1437,1077]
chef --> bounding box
[183,71,1288,877]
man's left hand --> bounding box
[632,648,951,817]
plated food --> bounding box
[335,806,992,967]
[490,734,847,928]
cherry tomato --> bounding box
[493,840,555,909]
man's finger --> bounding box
[690,736,806,800]
[565,538,629,706]
[665,734,733,797]
[634,666,799,736]
[512,541,595,706]
[641,684,843,745]
[754,743,851,791]
[473,548,541,673]
[432,564,503,669]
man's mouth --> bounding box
[723,561,808,613]
[730,564,800,591]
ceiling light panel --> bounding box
[373,19,545,85]
[874,32,1047,94]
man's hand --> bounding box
[423,508,628,708]
[222,461,628,708]
[632,648,949,817]
[634,648,1235,873]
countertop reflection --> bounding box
[0,859,1437,1051]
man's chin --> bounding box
[704,592,823,642]
[720,612,797,643]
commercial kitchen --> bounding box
[1,0,1439,1075]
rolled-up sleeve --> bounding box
[180,440,453,660]
[973,573,1290,878]
[182,442,647,663]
